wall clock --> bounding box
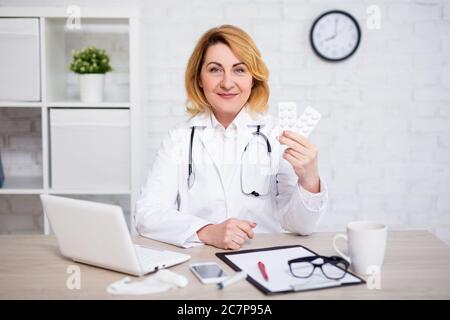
[310,10,361,62]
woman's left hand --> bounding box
[277,130,321,193]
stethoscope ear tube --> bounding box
[188,126,195,180]
[254,125,271,153]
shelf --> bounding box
[0,9,140,236]
[0,180,131,194]
[46,189,131,195]
[0,7,138,19]
[0,107,43,194]
[0,176,43,194]
[45,18,130,104]
[47,101,130,108]
[0,102,43,108]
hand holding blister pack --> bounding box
[278,102,322,138]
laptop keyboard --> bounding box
[134,245,186,269]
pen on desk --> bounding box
[217,271,247,289]
[258,261,269,281]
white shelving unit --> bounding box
[0,7,141,235]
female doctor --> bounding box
[135,25,328,250]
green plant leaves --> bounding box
[69,46,113,74]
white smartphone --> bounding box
[189,262,228,284]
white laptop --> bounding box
[40,194,190,277]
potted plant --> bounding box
[70,46,112,103]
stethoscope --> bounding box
[187,125,272,197]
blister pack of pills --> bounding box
[294,106,322,137]
[277,102,322,138]
[278,102,297,131]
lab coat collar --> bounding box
[187,104,266,130]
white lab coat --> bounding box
[135,106,328,248]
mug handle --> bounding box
[333,234,351,263]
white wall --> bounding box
[1,0,449,244]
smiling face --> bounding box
[199,42,253,125]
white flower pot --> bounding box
[79,74,105,103]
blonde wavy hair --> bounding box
[184,25,270,116]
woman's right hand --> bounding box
[197,218,257,250]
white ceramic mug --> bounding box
[333,221,387,275]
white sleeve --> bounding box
[274,156,328,235]
[134,129,210,248]
[298,182,328,212]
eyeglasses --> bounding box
[288,255,349,280]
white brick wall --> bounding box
[0,108,42,177]
[1,0,449,245]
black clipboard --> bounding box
[216,245,366,295]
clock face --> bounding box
[310,10,361,62]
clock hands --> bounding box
[324,16,339,41]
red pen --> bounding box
[258,261,269,281]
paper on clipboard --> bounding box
[216,245,364,295]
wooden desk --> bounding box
[1,231,449,299]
